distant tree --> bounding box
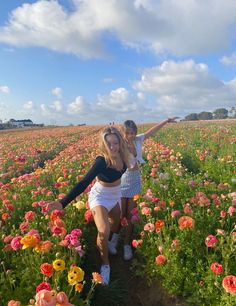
[229,107,236,118]
[198,112,213,120]
[185,113,199,121]
[213,108,228,119]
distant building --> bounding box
[9,119,34,128]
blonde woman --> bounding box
[46,127,133,285]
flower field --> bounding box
[0,121,235,306]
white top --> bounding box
[134,133,145,164]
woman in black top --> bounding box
[46,127,134,285]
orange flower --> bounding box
[20,235,39,249]
[75,283,84,293]
[2,213,9,221]
[155,219,165,232]
[40,263,54,278]
[178,216,194,230]
[133,194,140,201]
[35,240,53,253]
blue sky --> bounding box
[0,0,236,125]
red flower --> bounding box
[222,275,236,295]
[36,282,52,293]
[210,262,223,274]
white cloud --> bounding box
[23,100,34,110]
[220,52,236,66]
[67,96,90,114]
[52,87,63,99]
[1,0,236,57]
[50,100,63,112]
[0,86,10,93]
[133,60,236,117]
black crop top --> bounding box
[60,156,127,208]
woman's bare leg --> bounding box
[91,205,110,265]
[124,198,137,245]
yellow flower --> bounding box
[73,201,86,210]
[52,259,66,271]
[133,194,140,201]
[20,235,39,249]
[57,177,64,182]
[68,266,84,285]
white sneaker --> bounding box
[100,264,110,285]
[110,233,119,248]
[108,241,117,255]
[124,245,133,260]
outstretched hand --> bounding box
[45,200,63,211]
[168,117,179,123]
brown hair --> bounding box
[123,120,138,134]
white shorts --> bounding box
[88,181,121,212]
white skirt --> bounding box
[88,181,121,212]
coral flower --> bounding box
[35,240,53,253]
[222,275,236,295]
[92,272,103,284]
[155,255,167,265]
[53,259,66,271]
[210,262,224,274]
[35,289,56,305]
[40,263,54,278]
[8,301,21,306]
[178,216,194,230]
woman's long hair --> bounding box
[99,127,134,169]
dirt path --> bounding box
[84,237,185,306]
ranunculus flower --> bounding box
[92,272,103,284]
[222,275,236,295]
[155,219,165,232]
[155,255,167,265]
[36,282,52,293]
[67,266,84,285]
[10,236,22,251]
[205,235,218,248]
[20,235,39,249]
[35,240,53,253]
[75,283,84,293]
[8,300,21,306]
[40,263,54,278]
[143,223,155,232]
[53,259,65,271]
[35,289,57,305]
[56,291,71,304]
[210,262,224,274]
[178,216,194,230]
[84,209,93,223]
[24,210,36,221]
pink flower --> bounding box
[220,210,226,218]
[70,228,82,238]
[143,223,155,232]
[222,275,236,295]
[210,262,224,274]
[155,255,167,265]
[132,239,143,248]
[141,207,151,215]
[35,289,57,306]
[183,204,193,215]
[24,210,36,221]
[10,236,23,251]
[120,217,128,227]
[205,235,218,248]
[171,210,181,218]
[56,292,72,305]
[228,206,236,216]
